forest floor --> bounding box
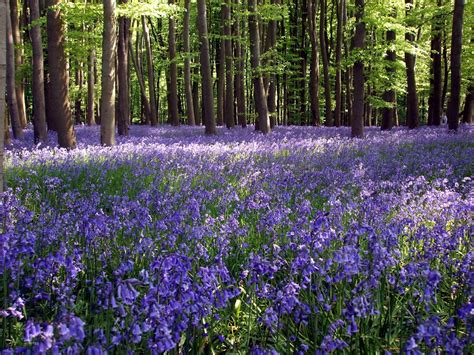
[2,125,473,353]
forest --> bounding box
[0,0,473,353]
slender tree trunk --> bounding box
[192,65,201,125]
[9,0,26,129]
[308,0,320,126]
[217,34,225,126]
[168,0,179,126]
[117,0,129,135]
[248,0,270,134]
[183,0,195,126]
[263,0,278,128]
[74,63,83,123]
[142,16,157,126]
[7,0,22,139]
[320,0,332,126]
[224,0,234,128]
[87,50,95,126]
[0,0,6,193]
[100,0,116,146]
[381,11,396,131]
[351,0,364,138]
[343,1,351,126]
[462,85,473,124]
[441,29,449,110]
[129,36,152,124]
[234,0,246,127]
[334,0,344,127]
[197,0,216,134]
[405,0,419,129]
[300,0,307,124]
[428,0,443,126]
[447,0,464,131]
[29,0,47,142]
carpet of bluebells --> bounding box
[1,125,473,354]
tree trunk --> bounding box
[381,10,396,131]
[29,0,48,142]
[197,0,216,134]
[446,0,464,131]
[405,0,419,129]
[46,0,76,148]
[351,0,364,138]
[234,0,246,127]
[308,0,320,126]
[0,0,6,192]
[249,0,270,134]
[224,0,234,128]
[168,0,179,126]
[462,85,473,124]
[334,0,344,127]
[7,0,22,139]
[100,0,116,146]
[192,65,201,125]
[74,63,83,124]
[142,16,157,126]
[300,0,307,124]
[129,35,152,124]
[216,34,225,126]
[427,0,442,126]
[87,50,95,126]
[320,0,332,126]
[9,0,26,129]
[117,0,129,135]
[183,0,195,126]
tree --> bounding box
[46,0,76,148]
[249,0,270,134]
[29,0,48,143]
[224,0,234,129]
[9,0,26,129]
[447,0,465,131]
[405,0,419,129]
[183,0,195,126]
[100,0,116,146]
[234,0,246,128]
[197,0,216,134]
[308,0,320,126]
[381,9,397,131]
[334,0,344,127]
[462,86,473,124]
[118,0,130,135]
[320,0,332,126]
[351,0,365,138]
[86,50,96,126]
[142,16,157,126]
[6,0,22,139]
[168,0,179,126]
[0,0,6,193]
[427,0,443,126]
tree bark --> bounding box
[168,0,179,126]
[405,0,419,129]
[427,0,443,126]
[224,0,234,128]
[234,0,246,127]
[117,0,129,135]
[381,10,396,131]
[100,0,116,146]
[216,34,225,126]
[7,0,22,139]
[9,0,26,129]
[87,50,95,126]
[129,35,152,124]
[197,0,216,134]
[320,0,332,126]
[249,0,270,134]
[446,0,464,131]
[308,0,320,126]
[351,0,364,138]
[334,0,344,127]
[183,0,195,126]
[29,0,48,142]
[142,16,157,126]
[462,86,473,124]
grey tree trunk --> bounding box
[224,0,234,128]
[308,0,320,126]
[100,0,116,146]
[428,0,443,126]
[381,10,396,131]
[334,0,344,127]
[351,0,365,138]
[248,0,270,134]
[87,50,95,126]
[183,0,195,125]
[234,0,246,127]
[320,0,332,126]
[405,0,419,129]
[447,0,464,131]
[168,0,179,126]
[29,0,48,142]
[6,0,22,139]
[142,16,157,126]
[117,0,129,135]
[197,0,216,134]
